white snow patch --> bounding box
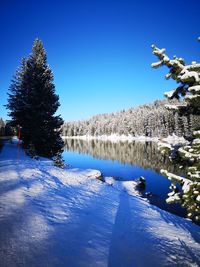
[62,134,159,142]
[104,177,140,197]
[162,134,189,146]
[0,140,200,267]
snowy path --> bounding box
[0,140,200,267]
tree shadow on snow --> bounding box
[0,163,200,267]
[0,171,113,267]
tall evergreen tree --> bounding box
[7,39,64,158]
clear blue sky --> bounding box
[0,0,200,121]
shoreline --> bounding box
[0,134,188,146]
[62,134,188,145]
[0,140,199,266]
[62,134,159,142]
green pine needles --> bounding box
[7,39,64,158]
[152,38,200,222]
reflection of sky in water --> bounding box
[63,142,186,218]
[63,150,170,196]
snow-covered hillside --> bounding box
[62,100,200,139]
[0,140,200,267]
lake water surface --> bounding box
[63,138,186,218]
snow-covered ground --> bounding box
[62,133,188,144]
[161,134,190,146]
[62,134,159,142]
[0,139,200,267]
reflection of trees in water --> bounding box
[0,140,4,153]
[64,139,185,175]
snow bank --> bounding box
[0,140,200,267]
[67,168,102,179]
[63,134,190,145]
[162,134,189,146]
[158,134,189,153]
[104,177,140,197]
[62,134,159,142]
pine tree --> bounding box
[7,39,64,158]
[7,58,30,142]
[0,118,5,136]
[152,38,200,222]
